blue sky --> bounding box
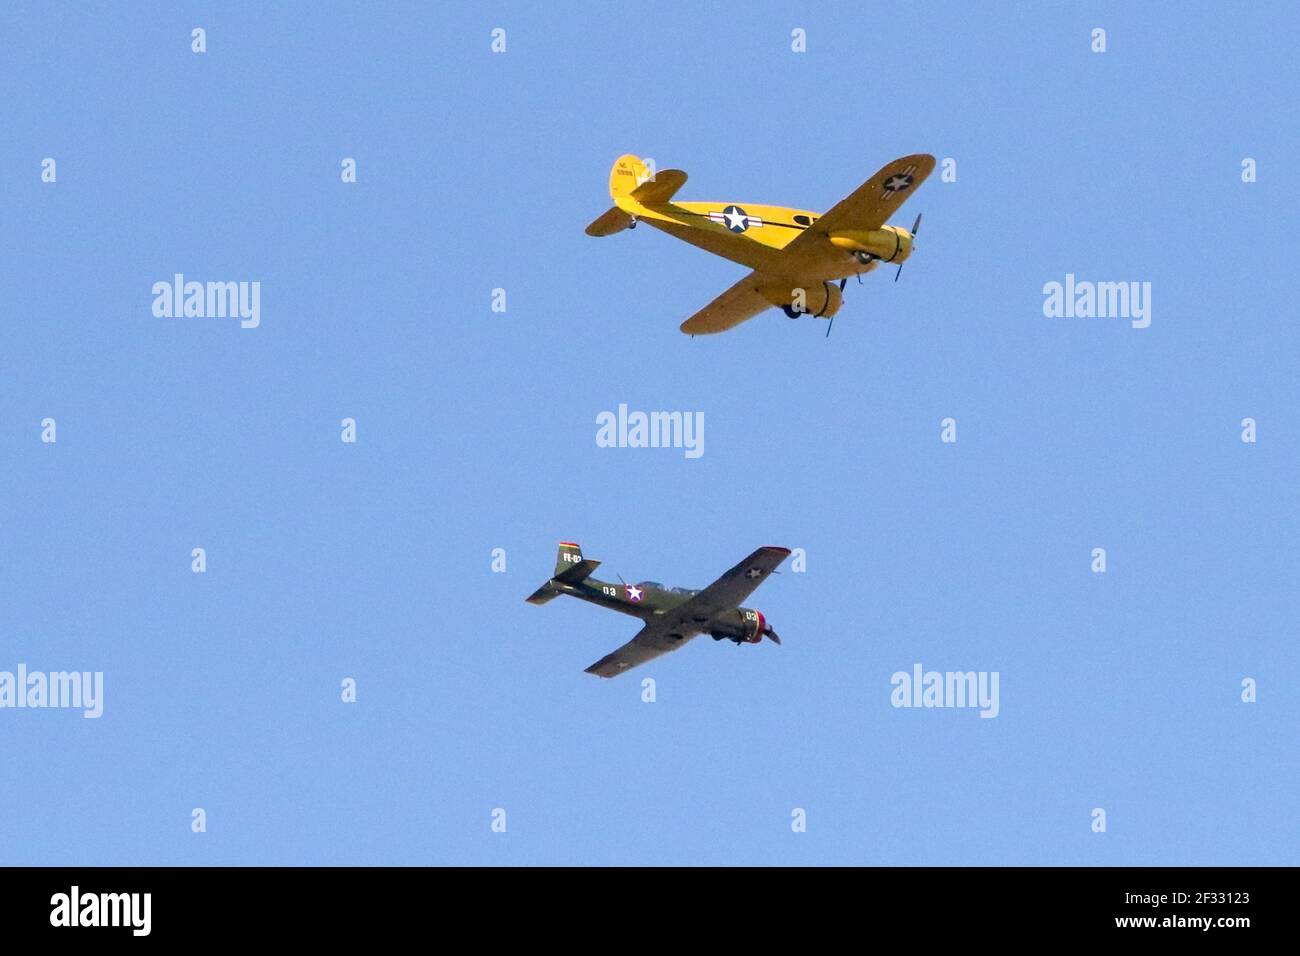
[1,1,1296,865]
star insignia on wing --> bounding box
[882,173,914,195]
[745,568,764,579]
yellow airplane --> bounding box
[586,153,935,336]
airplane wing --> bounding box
[783,153,935,255]
[645,215,783,273]
[671,546,792,620]
[679,272,773,335]
[583,546,790,677]
[585,623,695,678]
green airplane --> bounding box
[526,541,790,677]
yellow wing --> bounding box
[784,153,935,255]
[679,272,773,335]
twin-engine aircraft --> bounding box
[527,542,790,677]
[586,152,934,335]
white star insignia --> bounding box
[883,174,913,193]
[745,568,763,579]
[723,206,748,231]
[625,585,644,602]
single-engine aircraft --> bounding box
[586,152,934,335]
[526,542,790,677]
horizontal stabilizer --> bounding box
[585,207,633,237]
[525,583,561,605]
[630,169,687,204]
[555,558,601,584]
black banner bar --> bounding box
[0,866,1279,941]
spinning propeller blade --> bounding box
[826,278,848,338]
[894,212,923,283]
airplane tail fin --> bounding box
[587,155,689,236]
[553,541,588,577]
[609,154,654,199]
[525,542,602,605]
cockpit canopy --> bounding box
[635,582,698,596]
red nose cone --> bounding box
[748,610,766,644]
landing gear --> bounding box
[782,304,804,319]
[628,216,637,230]
[853,250,876,266]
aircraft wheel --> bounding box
[782,305,802,319]
[853,250,875,265]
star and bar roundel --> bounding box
[708,204,764,233]
[881,164,918,197]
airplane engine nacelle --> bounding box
[755,280,842,318]
[828,225,913,263]
[709,607,766,643]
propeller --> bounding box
[894,212,922,282]
[763,623,782,645]
[826,277,848,338]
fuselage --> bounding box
[619,197,912,283]
[554,576,761,642]
[669,201,824,252]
